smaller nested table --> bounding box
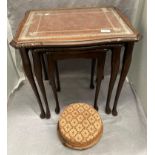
[10,7,140,118]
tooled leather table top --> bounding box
[11,7,140,48]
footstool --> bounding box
[58,103,103,150]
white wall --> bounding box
[7,44,19,98]
[128,0,147,114]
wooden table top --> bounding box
[10,7,140,48]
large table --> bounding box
[10,7,140,119]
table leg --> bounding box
[90,59,96,89]
[32,52,51,119]
[55,61,61,92]
[47,55,60,114]
[105,47,121,114]
[40,54,48,80]
[94,53,106,110]
[112,42,134,116]
[19,48,45,119]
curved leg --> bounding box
[48,61,60,92]
[47,55,60,114]
[112,42,134,116]
[105,47,121,114]
[40,54,48,80]
[94,53,106,110]
[32,52,51,119]
[55,61,61,92]
[90,59,96,89]
[19,48,45,119]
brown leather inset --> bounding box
[11,7,140,48]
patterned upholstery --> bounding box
[58,103,103,150]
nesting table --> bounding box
[10,7,140,118]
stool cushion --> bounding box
[58,103,103,150]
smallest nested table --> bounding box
[10,7,140,118]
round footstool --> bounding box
[58,103,103,150]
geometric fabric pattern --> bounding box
[58,103,103,150]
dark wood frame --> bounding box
[10,7,140,119]
[10,7,140,48]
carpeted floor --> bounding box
[7,75,146,155]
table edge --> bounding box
[10,6,141,49]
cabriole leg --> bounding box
[112,42,134,116]
[94,53,106,110]
[19,48,45,118]
[90,59,96,89]
[32,52,51,119]
[105,46,121,114]
[47,55,60,114]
